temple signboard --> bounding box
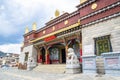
[44,35,56,42]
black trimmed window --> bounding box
[94,35,112,56]
[24,52,29,61]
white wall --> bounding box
[82,16,120,56]
[19,45,37,64]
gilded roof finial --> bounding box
[80,0,87,4]
[55,9,60,17]
[25,27,29,34]
[32,22,37,31]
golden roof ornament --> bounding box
[64,20,68,25]
[25,27,29,34]
[80,0,87,4]
[55,9,60,17]
[32,22,37,31]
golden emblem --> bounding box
[91,3,97,9]
[43,30,46,34]
[64,20,68,25]
[27,36,29,39]
[78,19,80,23]
[52,26,55,31]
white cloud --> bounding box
[0,15,19,37]
[0,5,5,10]
[3,0,80,26]
[0,0,79,37]
[0,0,80,54]
[0,44,21,54]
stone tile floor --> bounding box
[0,67,120,80]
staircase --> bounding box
[33,64,66,73]
[96,56,105,74]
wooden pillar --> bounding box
[37,49,40,63]
[46,49,50,64]
[59,49,62,63]
[62,37,68,57]
[44,45,50,64]
[79,43,82,63]
[37,48,42,63]
[65,45,68,57]
[76,32,82,63]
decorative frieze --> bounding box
[77,0,96,9]
[81,12,120,28]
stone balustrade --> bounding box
[101,52,120,76]
[82,55,97,74]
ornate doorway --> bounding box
[50,47,59,64]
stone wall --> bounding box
[82,16,120,56]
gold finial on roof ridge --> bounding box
[80,0,87,4]
[55,9,60,17]
[25,26,29,34]
[32,22,37,31]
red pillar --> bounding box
[38,55,42,63]
[80,48,82,63]
[80,44,82,63]
[45,50,50,64]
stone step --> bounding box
[33,64,66,73]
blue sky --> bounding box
[0,0,79,54]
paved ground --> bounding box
[0,67,120,80]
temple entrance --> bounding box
[41,48,45,64]
[49,43,66,64]
[61,49,66,63]
[49,47,59,64]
